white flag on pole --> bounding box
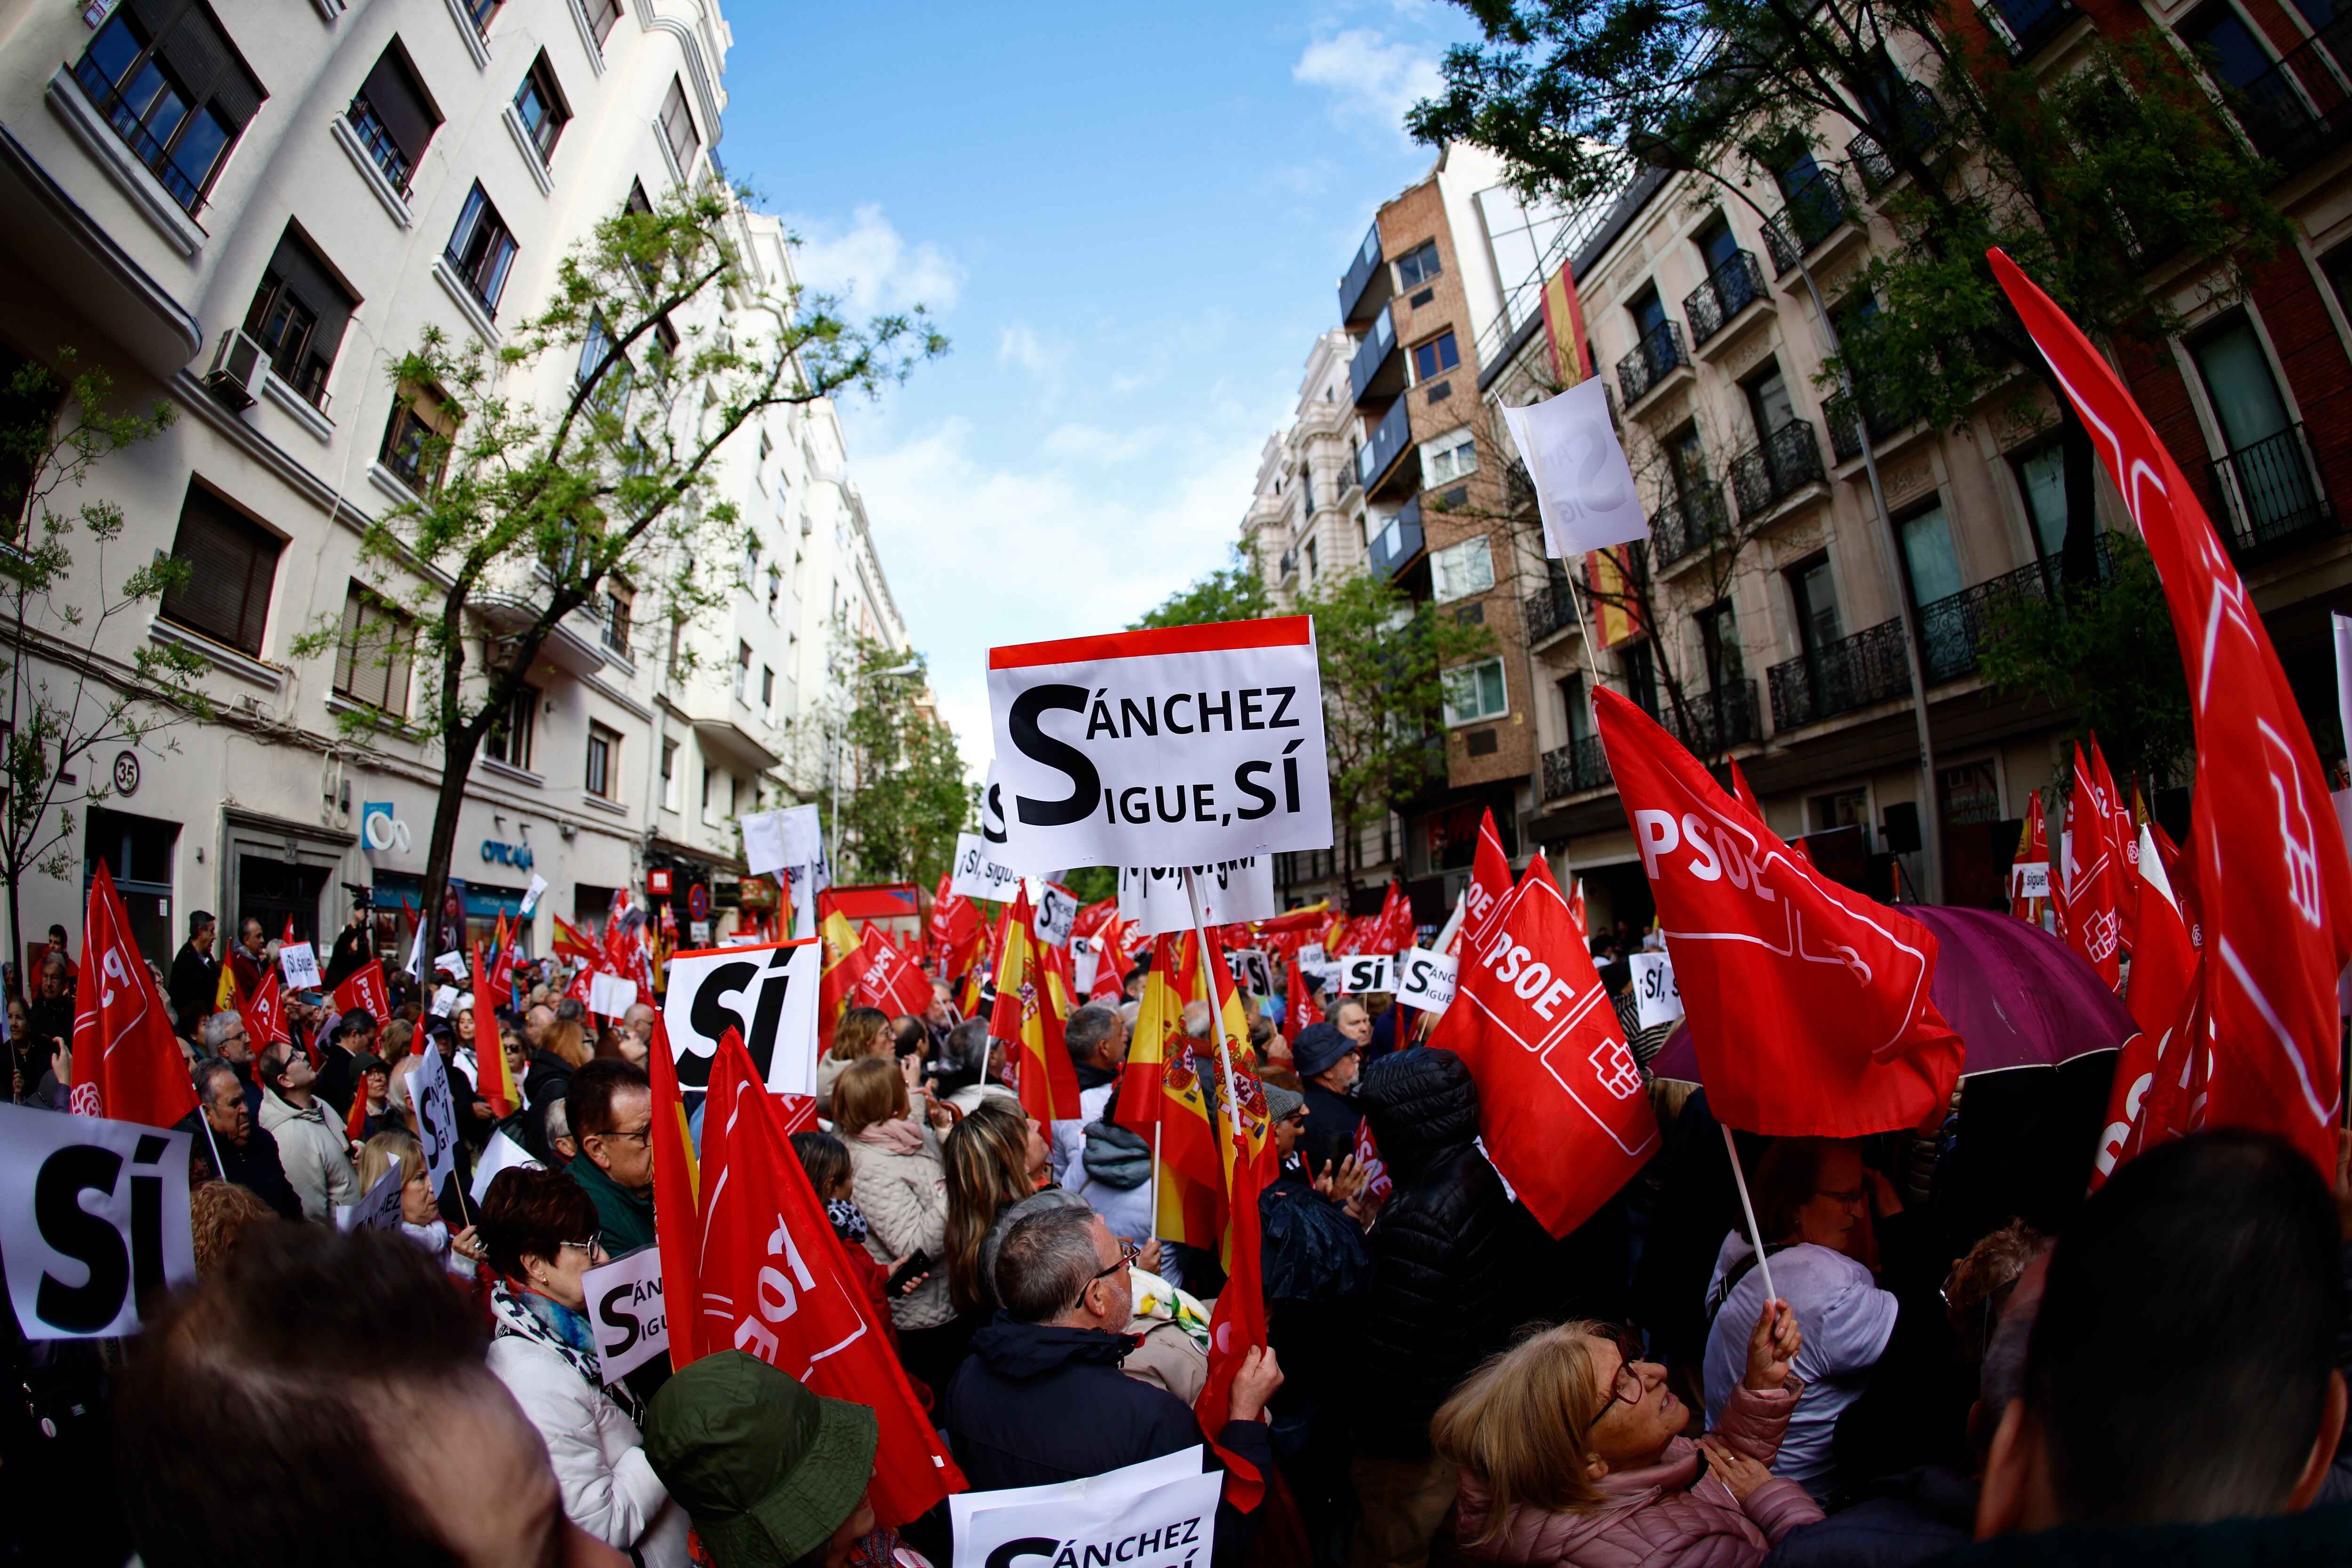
[1500,378,1647,559]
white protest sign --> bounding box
[1335,954,1397,994]
[949,831,1025,903]
[584,1245,669,1385]
[2011,860,2051,900]
[986,616,1331,868]
[1072,936,1101,995]
[337,1155,405,1234]
[739,809,789,877]
[950,1449,1218,1568]
[410,1041,461,1202]
[660,939,820,1103]
[430,985,459,1018]
[0,1105,193,1340]
[470,1128,541,1203]
[1499,377,1646,559]
[588,973,638,1018]
[785,863,816,939]
[521,873,549,916]
[1630,950,1684,1029]
[1298,943,1326,969]
[1035,881,1080,948]
[779,803,825,876]
[1117,857,1280,937]
[1394,947,1458,1013]
[278,941,322,990]
[1226,948,1272,995]
[436,951,469,981]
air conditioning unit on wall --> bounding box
[205,329,266,409]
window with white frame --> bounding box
[1430,537,1494,604]
[1442,658,1509,726]
[1421,427,1477,486]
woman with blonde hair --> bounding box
[834,1054,962,1393]
[817,1005,892,1117]
[1432,1303,1819,1566]
[942,1099,1039,1316]
[354,1131,480,1278]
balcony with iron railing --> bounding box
[1350,307,1401,406]
[1762,169,1853,276]
[1767,617,1914,731]
[72,64,217,215]
[2227,16,2352,176]
[1358,397,1414,492]
[1526,577,1578,645]
[1730,420,1827,521]
[1542,735,1613,800]
[1278,547,1299,584]
[346,95,414,200]
[1685,251,1769,348]
[1823,389,1908,464]
[1339,220,1392,326]
[1983,0,2082,59]
[2204,422,2336,557]
[1659,679,1762,756]
[1650,484,1731,568]
[1617,318,1689,406]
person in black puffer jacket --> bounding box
[1349,1047,1544,1568]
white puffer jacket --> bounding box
[846,1127,957,1331]
[484,1288,689,1567]
[257,1090,356,1222]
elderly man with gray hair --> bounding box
[945,1202,1281,1564]
[179,1058,301,1219]
[201,1008,264,1121]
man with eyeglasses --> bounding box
[564,1058,658,1257]
[946,1203,1283,1564]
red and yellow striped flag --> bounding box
[989,886,1083,1125]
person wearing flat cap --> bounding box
[643,1351,898,1568]
[1291,1022,1364,1173]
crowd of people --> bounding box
[9,890,2352,1568]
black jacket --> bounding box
[167,944,217,1038]
[177,1112,302,1220]
[324,923,371,988]
[946,1315,1273,1563]
[1298,1079,1362,1174]
[1349,1047,1538,1458]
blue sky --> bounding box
[720,0,1481,768]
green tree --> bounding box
[1131,536,1271,630]
[831,634,970,888]
[1303,569,1492,899]
[298,179,945,946]
[0,350,206,967]
[1060,865,1119,905]
[1408,0,2289,582]
[1980,533,2192,794]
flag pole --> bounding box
[1721,1123,1778,1306]
[1183,870,1247,1172]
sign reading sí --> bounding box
[987,617,1332,867]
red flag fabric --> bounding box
[2098,743,2140,933]
[1994,247,2352,1174]
[70,863,198,1128]
[693,1033,963,1525]
[488,912,516,1006]
[1462,808,1515,959]
[1433,855,1659,1237]
[1193,1047,1271,1512]
[1071,897,1120,943]
[1283,958,1325,1043]
[1114,933,1224,1250]
[474,941,518,1118]
[1370,882,1416,954]
[331,960,392,1030]
[1085,917,1131,1003]
[648,1014,703,1367]
[1592,686,1963,1137]
[990,888,1084,1124]
[239,968,288,1048]
[2010,792,2050,926]
[815,900,866,1057]
[2125,824,2198,1047]
[553,915,597,963]
[855,928,934,1019]
[1726,759,1764,824]
[928,875,982,979]
[2095,953,2211,1187]
[2059,744,2124,992]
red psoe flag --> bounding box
[1462,807,1516,958]
[239,968,289,1048]
[331,960,392,1030]
[1443,855,1659,1238]
[1993,247,2352,1174]
[1593,686,1963,1137]
[1283,957,1325,1043]
[694,1034,963,1527]
[648,1013,702,1369]
[2125,824,2197,1046]
[2060,744,2124,993]
[70,863,197,1128]
[1727,758,1765,824]
[854,927,933,1019]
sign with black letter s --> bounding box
[0,1104,193,1340]
[661,939,821,1104]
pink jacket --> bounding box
[1453,1382,1825,1568]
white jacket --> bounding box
[256,1090,356,1222]
[846,1127,957,1331]
[485,1297,689,1567]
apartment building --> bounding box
[1477,0,2352,933]
[0,0,914,966]
[1251,145,1594,916]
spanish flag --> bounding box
[1195,932,1276,1512]
[473,940,519,1118]
[988,887,1083,1124]
[815,895,864,1056]
[1113,933,1223,1252]
[215,958,238,1016]
[648,1012,702,1370]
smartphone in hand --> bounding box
[884,1249,932,1297]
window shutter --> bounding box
[150,0,266,131]
[264,230,356,373]
[334,587,365,693]
[358,47,437,167]
[160,486,279,656]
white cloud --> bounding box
[785,204,962,314]
[996,322,1073,391]
[1293,29,1443,143]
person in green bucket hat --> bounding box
[643,1351,895,1568]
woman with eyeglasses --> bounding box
[1432,1301,1816,1566]
[477,1166,690,1568]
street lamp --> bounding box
[1628,135,1945,904]
[830,658,924,869]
